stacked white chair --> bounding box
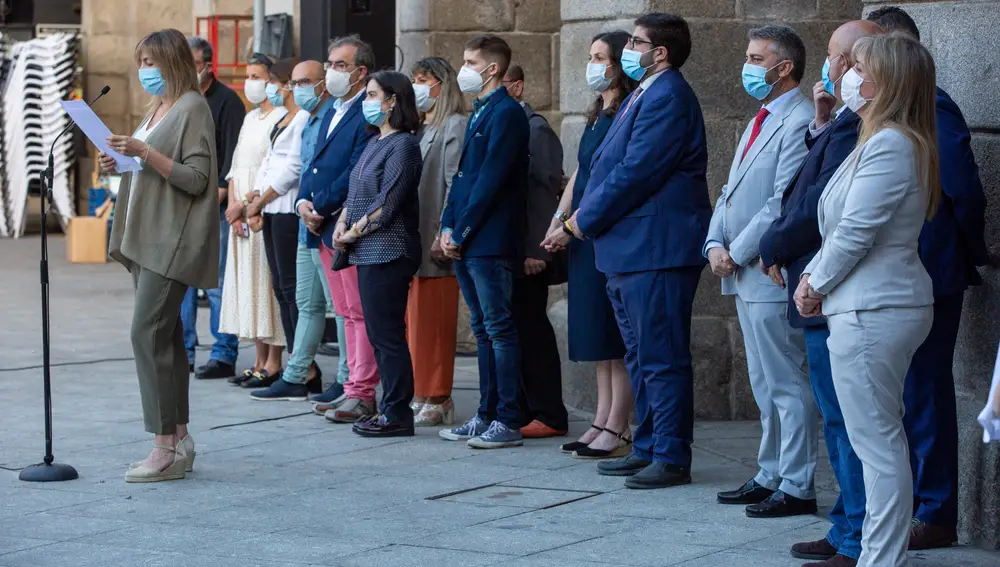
[0,32,78,237]
[0,32,10,237]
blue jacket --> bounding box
[919,87,988,296]
[759,109,861,329]
[576,68,711,275]
[296,96,375,248]
[441,88,529,258]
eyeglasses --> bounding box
[323,61,354,72]
[627,35,655,49]
[287,79,320,88]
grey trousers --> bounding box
[827,307,933,567]
[735,297,817,499]
[131,265,190,435]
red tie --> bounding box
[741,108,770,162]
[617,87,644,121]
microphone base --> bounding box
[19,462,79,483]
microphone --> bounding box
[45,85,111,188]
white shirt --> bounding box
[761,87,800,128]
[256,109,310,214]
[326,89,364,138]
[126,117,159,219]
[979,341,1000,442]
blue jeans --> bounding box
[181,217,239,366]
[283,245,330,384]
[454,257,521,426]
[804,326,864,560]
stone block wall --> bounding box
[558,0,861,419]
[861,0,1000,549]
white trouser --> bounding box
[827,306,933,567]
[735,297,817,499]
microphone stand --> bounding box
[20,87,110,483]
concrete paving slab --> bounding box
[335,544,511,567]
[437,485,599,509]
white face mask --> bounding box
[841,68,872,113]
[325,68,355,98]
[586,63,612,92]
[197,67,210,84]
[457,64,492,95]
[413,82,439,112]
[244,79,267,105]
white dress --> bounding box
[219,107,288,344]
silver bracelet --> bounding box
[553,210,569,222]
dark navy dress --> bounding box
[567,113,626,362]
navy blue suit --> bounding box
[441,87,530,427]
[296,97,375,249]
[904,87,988,530]
[759,109,866,559]
[576,69,711,468]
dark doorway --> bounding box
[299,0,397,71]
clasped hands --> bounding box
[332,221,361,251]
[793,274,824,318]
[539,213,583,253]
[225,192,263,234]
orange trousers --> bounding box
[406,276,459,398]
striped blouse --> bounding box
[344,131,423,265]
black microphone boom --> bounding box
[19,84,110,483]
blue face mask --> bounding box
[266,83,284,107]
[741,62,782,101]
[822,55,842,96]
[586,63,613,92]
[362,99,388,127]
[138,67,166,96]
[293,84,321,112]
[620,48,652,82]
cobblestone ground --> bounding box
[1,237,996,566]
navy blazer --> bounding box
[575,69,711,275]
[440,88,530,259]
[759,109,861,329]
[296,97,375,248]
[918,87,988,296]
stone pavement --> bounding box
[1,237,997,567]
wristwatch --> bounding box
[553,210,569,222]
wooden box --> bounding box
[66,216,108,263]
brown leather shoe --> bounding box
[909,520,957,550]
[790,538,837,560]
[803,554,858,567]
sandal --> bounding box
[125,444,187,483]
[560,424,605,454]
[228,368,255,386]
[241,370,279,389]
[572,428,633,460]
[415,398,455,427]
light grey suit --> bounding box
[416,114,467,278]
[805,127,933,567]
[704,88,818,499]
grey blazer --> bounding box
[804,127,934,315]
[109,91,220,290]
[415,113,467,278]
[704,88,813,302]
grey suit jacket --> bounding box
[415,113,467,278]
[109,91,219,290]
[804,127,934,315]
[522,102,563,264]
[704,88,813,302]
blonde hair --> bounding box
[410,57,466,129]
[852,33,941,219]
[134,29,201,112]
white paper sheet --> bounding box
[59,100,140,173]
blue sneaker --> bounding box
[467,421,523,449]
[439,415,488,441]
[250,379,309,402]
[310,381,345,403]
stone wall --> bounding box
[557,0,860,419]
[861,0,1000,549]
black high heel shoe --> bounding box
[572,428,633,460]
[559,424,606,454]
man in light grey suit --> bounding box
[704,25,817,518]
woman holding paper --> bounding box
[100,28,218,483]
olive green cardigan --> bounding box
[109,91,220,290]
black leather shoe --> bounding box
[310,380,343,404]
[717,478,775,505]
[745,490,817,518]
[195,359,236,379]
[352,414,414,438]
[596,454,651,477]
[624,462,691,490]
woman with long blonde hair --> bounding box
[101,28,218,483]
[795,32,940,566]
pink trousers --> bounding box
[319,245,379,401]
